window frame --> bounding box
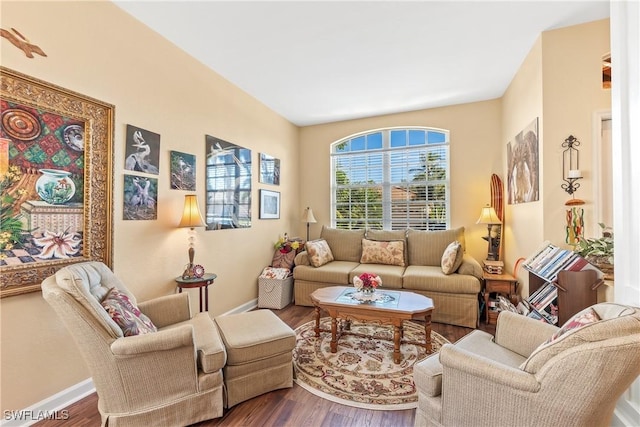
[330,127,450,231]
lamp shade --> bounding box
[476,205,502,225]
[178,195,206,228]
[302,207,317,223]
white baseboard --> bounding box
[220,298,258,316]
[1,378,95,427]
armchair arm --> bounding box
[110,324,194,356]
[294,250,310,267]
[439,344,540,393]
[494,311,559,358]
[457,253,483,280]
[138,293,191,328]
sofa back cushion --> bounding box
[407,227,466,266]
[520,303,640,373]
[320,226,365,262]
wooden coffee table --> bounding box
[310,286,435,364]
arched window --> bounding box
[331,127,450,230]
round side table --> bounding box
[175,273,217,312]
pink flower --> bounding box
[33,230,81,259]
[353,273,382,291]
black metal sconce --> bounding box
[561,135,582,195]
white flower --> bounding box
[33,230,81,259]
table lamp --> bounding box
[476,204,502,261]
[178,194,206,278]
[301,207,317,241]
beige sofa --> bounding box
[293,226,483,328]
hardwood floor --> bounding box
[35,304,495,427]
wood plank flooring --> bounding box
[35,304,494,427]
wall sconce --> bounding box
[476,205,502,261]
[301,207,317,241]
[561,135,582,195]
[178,194,206,278]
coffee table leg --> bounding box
[314,306,321,337]
[330,316,338,353]
[393,324,402,364]
[424,313,433,353]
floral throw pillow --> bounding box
[544,307,601,345]
[360,239,405,266]
[441,241,463,275]
[101,288,157,336]
[305,239,334,267]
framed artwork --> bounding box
[507,117,539,204]
[259,152,280,185]
[170,150,195,190]
[205,135,251,230]
[0,67,114,298]
[123,174,158,220]
[259,189,280,219]
[124,124,160,175]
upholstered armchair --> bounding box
[41,261,226,427]
[414,303,640,427]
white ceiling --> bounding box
[114,1,610,126]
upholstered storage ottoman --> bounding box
[214,309,296,408]
[258,276,293,309]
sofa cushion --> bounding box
[521,303,639,373]
[407,227,466,266]
[360,238,405,267]
[441,241,463,274]
[305,239,334,267]
[349,263,405,289]
[293,261,359,285]
[403,265,481,294]
[544,307,600,344]
[366,229,409,265]
[320,226,365,262]
[101,288,157,336]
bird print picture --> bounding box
[170,151,196,191]
[124,125,160,175]
[123,175,158,220]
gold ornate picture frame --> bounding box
[0,67,114,297]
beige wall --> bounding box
[502,19,611,295]
[299,100,503,264]
[0,1,611,414]
[1,1,298,411]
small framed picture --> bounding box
[259,153,280,185]
[259,189,280,219]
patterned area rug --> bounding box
[293,317,449,410]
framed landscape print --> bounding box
[259,152,280,185]
[0,67,114,297]
[259,189,280,219]
[170,150,196,190]
[205,135,251,230]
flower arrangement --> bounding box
[353,272,382,293]
[274,236,300,253]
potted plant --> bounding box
[574,223,613,277]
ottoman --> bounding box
[214,309,296,408]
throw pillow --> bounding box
[101,288,157,336]
[544,307,601,345]
[305,239,335,267]
[272,249,296,270]
[360,239,405,267]
[441,241,463,274]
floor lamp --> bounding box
[302,207,317,241]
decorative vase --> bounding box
[36,169,76,205]
[360,287,375,295]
